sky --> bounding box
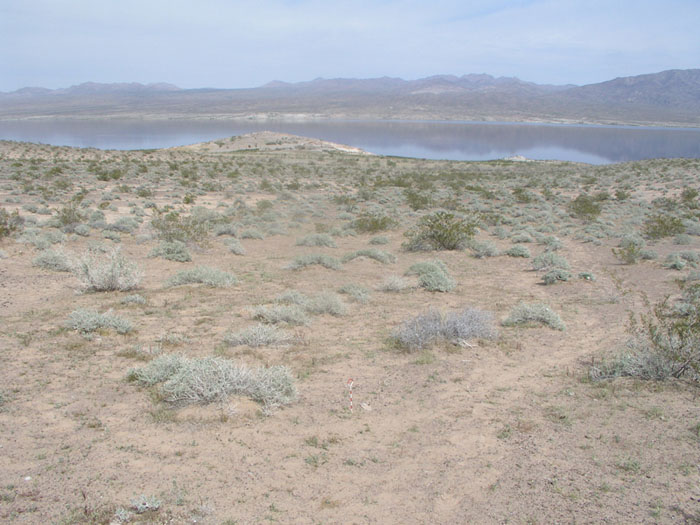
[1,0,698,92]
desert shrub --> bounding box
[407,259,456,292]
[240,227,265,240]
[305,292,347,316]
[72,247,143,292]
[369,235,389,245]
[67,308,133,334]
[296,233,336,247]
[510,232,533,243]
[353,212,398,233]
[214,223,238,237]
[130,495,161,515]
[127,354,296,408]
[0,209,23,239]
[612,235,646,264]
[225,238,246,255]
[252,305,309,326]
[151,209,210,244]
[403,211,478,251]
[532,252,570,271]
[542,268,572,285]
[674,234,692,245]
[469,240,499,258]
[338,283,371,304]
[505,245,530,258]
[342,249,396,264]
[106,216,139,234]
[377,275,413,292]
[391,307,495,351]
[568,194,602,221]
[503,302,565,331]
[166,266,236,287]
[56,203,86,230]
[590,287,700,384]
[32,248,74,272]
[74,224,91,237]
[121,294,146,305]
[224,323,292,347]
[275,289,310,306]
[286,254,342,270]
[643,214,685,240]
[404,189,433,210]
[103,230,121,242]
[149,240,192,262]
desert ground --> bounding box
[0,132,698,524]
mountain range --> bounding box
[1,69,699,126]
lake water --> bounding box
[1,119,699,164]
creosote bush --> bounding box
[127,354,296,409]
[568,194,602,221]
[643,214,685,240]
[166,266,236,287]
[503,302,565,331]
[151,209,210,244]
[391,307,496,351]
[72,247,143,292]
[591,286,700,384]
[0,208,23,239]
[403,211,478,251]
[353,212,398,233]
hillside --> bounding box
[0,69,699,126]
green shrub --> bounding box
[166,266,236,287]
[503,303,565,331]
[72,247,143,292]
[612,235,646,264]
[149,241,192,262]
[568,194,602,221]
[404,189,433,210]
[353,212,398,233]
[590,286,700,384]
[151,209,210,244]
[0,209,23,239]
[128,354,297,408]
[67,308,133,334]
[403,211,478,251]
[643,214,685,240]
[286,254,342,271]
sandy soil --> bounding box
[0,137,698,524]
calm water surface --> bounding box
[1,119,699,164]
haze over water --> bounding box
[1,119,699,164]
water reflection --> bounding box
[0,119,698,164]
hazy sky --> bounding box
[1,0,698,91]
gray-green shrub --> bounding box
[127,354,296,408]
[67,308,133,334]
[72,247,143,292]
[32,248,74,272]
[503,302,565,331]
[149,241,192,262]
[166,266,236,287]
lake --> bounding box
[1,119,699,164]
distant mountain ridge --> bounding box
[1,70,699,126]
